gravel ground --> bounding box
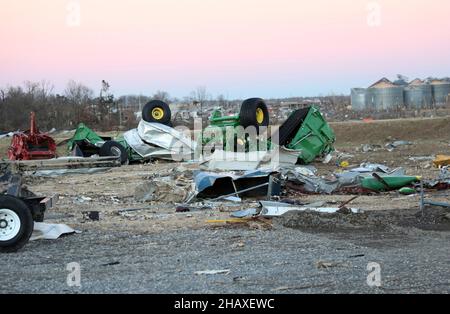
[1,220,450,294]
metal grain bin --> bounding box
[351,88,366,111]
[366,87,404,110]
[431,82,450,105]
[404,84,433,109]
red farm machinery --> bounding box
[8,112,57,161]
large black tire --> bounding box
[142,100,171,125]
[99,141,128,164]
[239,98,270,130]
[0,195,34,253]
[271,107,311,146]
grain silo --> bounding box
[430,79,450,106]
[351,88,366,110]
[366,78,404,110]
[404,79,433,109]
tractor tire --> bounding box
[99,141,128,164]
[0,195,34,253]
[271,107,310,146]
[142,100,171,125]
[239,98,269,131]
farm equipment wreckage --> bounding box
[1,97,336,252]
[67,98,336,164]
[8,112,57,161]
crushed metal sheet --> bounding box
[123,128,185,160]
[137,120,196,155]
[201,147,298,171]
[31,167,112,177]
[231,208,259,218]
[259,201,361,217]
[223,196,242,202]
[194,169,279,199]
[349,163,392,173]
[282,166,339,194]
[30,223,80,241]
[385,140,414,151]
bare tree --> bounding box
[188,86,210,123]
[65,80,94,105]
[152,90,171,103]
[64,80,94,125]
[191,86,210,104]
[38,80,54,99]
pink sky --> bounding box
[1,0,449,98]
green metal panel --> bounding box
[285,106,336,164]
[208,109,241,127]
[67,123,104,151]
[67,124,139,162]
[203,109,242,150]
[362,176,420,192]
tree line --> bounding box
[0,80,357,132]
[0,80,224,131]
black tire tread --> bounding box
[271,107,311,146]
[99,141,128,164]
[142,100,171,125]
[239,98,269,130]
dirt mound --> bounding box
[277,207,450,233]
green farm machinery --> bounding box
[203,98,336,164]
[67,98,335,165]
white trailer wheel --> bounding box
[0,208,22,242]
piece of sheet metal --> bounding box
[32,167,112,177]
[123,129,176,159]
[194,169,279,199]
[231,208,259,218]
[195,170,273,192]
[137,120,196,153]
[282,167,339,194]
[30,223,80,241]
[201,147,300,171]
[260,201,361,217]
[419,180,450,211]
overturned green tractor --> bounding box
[67,100,174,164]
[203,98,336,164]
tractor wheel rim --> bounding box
[0,208,21,242]
[256,108,264,124]
[110,146,122,157]
[151,107,164,120]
